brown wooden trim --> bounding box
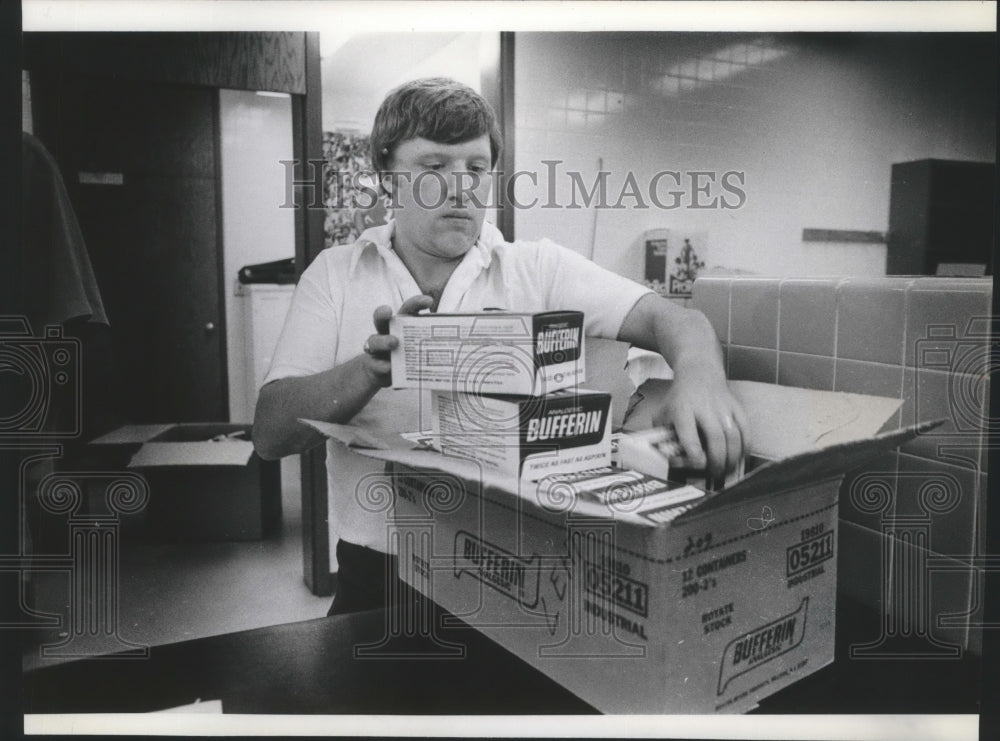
[295,31,335,597]
[479,32,510,242]
[802,228,887,244]
[23,33,307,95]
[211,90,229,422]
[498,32,516,242]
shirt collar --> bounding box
[347,219,505,278]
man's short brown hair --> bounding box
[370,77,502,179]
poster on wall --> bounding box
[643,230,708,298]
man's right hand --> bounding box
[363,294,435,387]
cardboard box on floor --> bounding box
[89,423,281,541]
[305,381,933,714]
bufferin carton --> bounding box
[389,310,585,395]
[431,388,612,481]
[302,382,935,713]
[534,467,705,522]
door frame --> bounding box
[293,32,336,596]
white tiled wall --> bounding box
[513,33,995,279]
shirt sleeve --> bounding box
[263,252,342,385]
[533,239,653,338]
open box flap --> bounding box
[673,419,944,521]
[300,419,419,451]
[729,380,903,458]
[90,424,175,445]
[627,380,904,459]
[128,440,256,468]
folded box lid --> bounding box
[674,420,940,521]
[128,441,256,468]
[672,381,942,520]
[125,424,255,468]
[729,380,904,460]
[90,424,176,445]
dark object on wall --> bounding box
[645,237,668,284]
[238,257,296,285]
[886,159,995,276]
[802,228,887,244]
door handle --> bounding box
[205,322,216,332]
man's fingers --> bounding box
[723,413,744,475]
[373,305,394,335]
[700,418,727,483]
[364,334,398,357]
[365,357,392,386]
[399,294,434,316]
[732,403,751,453]
[375,296,432,337]
[672,413,706,471]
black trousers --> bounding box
[327,540,422,616]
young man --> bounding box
[254,78,747,614]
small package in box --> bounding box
[92,423,281,541]
[390,310,585,395]
[306,381,934,713]
[431,388,612,481]
[535,467,705,519]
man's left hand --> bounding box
[650,362,748,482]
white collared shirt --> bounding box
[265,220,651,558]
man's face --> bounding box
[383,135,493,260]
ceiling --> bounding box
[320,32,485,132]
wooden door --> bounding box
[56,77,227,423]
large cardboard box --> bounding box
[390,310,585,395]
[91,423,281,541]
[305,382,931,713]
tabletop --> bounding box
[22,597,982,715]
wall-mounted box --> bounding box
[887,159,994,276]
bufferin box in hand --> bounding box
[307,381,934,714]
[431,388,612,481]
[389,310,584,395]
